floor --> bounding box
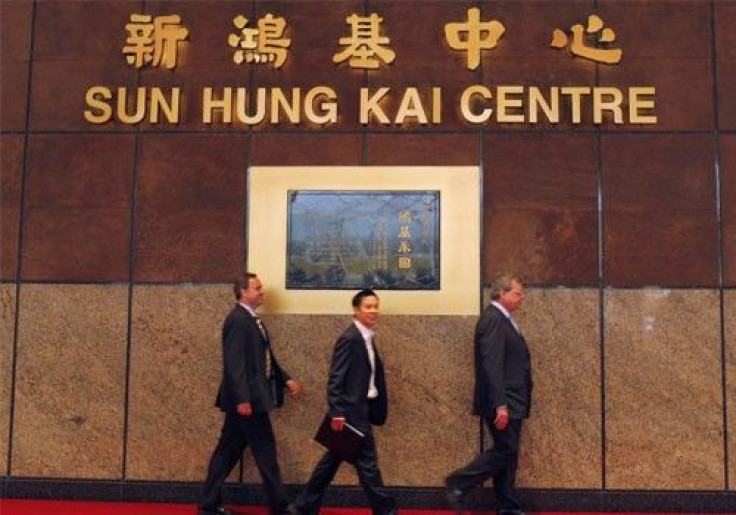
[0,500,729,515]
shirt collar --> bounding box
[353,319,374,342]
[491,300,512,320]
[239,302,257,318]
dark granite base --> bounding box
[2,478,735,512]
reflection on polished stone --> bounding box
[12,284,127,478]
[515,288,602,488]
[260,314,477,486]
[126,284,232,480]
[1,284,16,473]
[605,289,723,489]
[726,291,736,491]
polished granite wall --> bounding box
[604,289,724,489]
[1,0,735,500]
[726,290,736,489]
[1,284,733,491]
[0,285,15,476]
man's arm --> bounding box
[477,314,508,428]
[327,334,352,428]
[270,352,299,395]
[223,317,251,414]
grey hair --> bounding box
[489,272,522,300]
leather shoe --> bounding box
[497,510,525,515]
[445,486,464,513]
[283,504,302,515]
[198,507,234,515]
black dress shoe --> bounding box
[497,510,525,515]
[282,504,302,515]
[198,507,234,515]
[445,486,464,513]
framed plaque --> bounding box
[247,166,480,315]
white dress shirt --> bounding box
[354,320,378,399]
[491,300,519,333]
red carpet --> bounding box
[0,500,728,515]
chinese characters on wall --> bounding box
[121,8,624,71]
[86,8,652,127]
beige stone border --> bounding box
[247,166,480,315]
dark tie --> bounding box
[254,316,272,378]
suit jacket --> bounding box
[473,304,533,419]
[326,323,388,427]
[215,304,291,413]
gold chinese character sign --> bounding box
[334,13,396,69]
[550,14,622,64]
[228,13,291,67]
[445,8,505,70]
[123,13,189,69]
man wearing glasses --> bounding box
[445,272,532,515]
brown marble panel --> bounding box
[259,314,477,486]
[599,0,710,59]
[366,134,479,166]
[362,0,491,132]
[12,284,127,478]
[0,0,32,60]
[29,0,138,131]
[513,288,601,488]
[484,134,598,285]
[126,284,233,480]
[1,135,24,280]
[251,134,362,166]
[726,290,736,490]
[718,59,736,132]
[134,135,249,282]
[598,58,713,132]
[717,2,736,131]
[1,61,29,132]
[605,289,723,489]
[723,135,736,286]
[597,0,713,131]
[0,0,31,131]
[248,0,363,132]
[21,135,135,281]
[135,0,255,131]
[603,135,718,287]
[0,284,16,475]
[480,0,597,131]
[717,0,736,61]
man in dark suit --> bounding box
[199,273,301,515]
[446,272,532,515]
[290,289,397,515]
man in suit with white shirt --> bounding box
[199,273,301,515]
[446,272,532,515]
[290,289,397,515]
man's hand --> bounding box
[285,379,301,396]
[237,402,252,417]
[331,417,345,432]
[494,406,509,430]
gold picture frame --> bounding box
[247,166,480,315]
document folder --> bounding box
[313,414,365,463]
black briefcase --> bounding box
[313,414,365,463]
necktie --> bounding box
[255,316,272,378]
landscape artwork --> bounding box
[286,190,440,290]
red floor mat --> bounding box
[0,501,731,515]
